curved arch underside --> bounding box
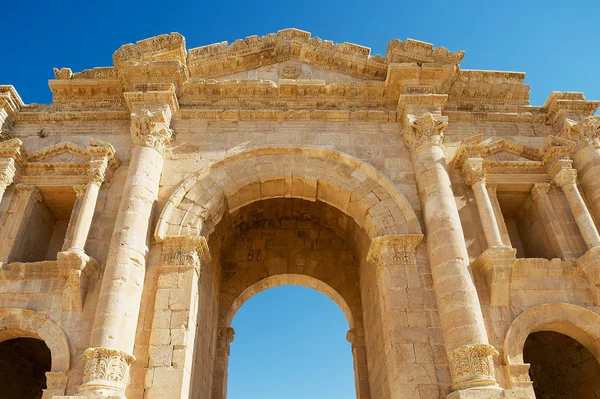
[156,146,421,241]
[504,302,600,365]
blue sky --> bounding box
[3,1,600,397]
[2,1,600,107]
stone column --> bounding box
[347,326,370,399]
[66,182,100,252]
[401,107,499,395]
[461,158,504,249]
[212,327,235,399]
[486,185,511,247]
[77,103,174,397]
[551,165,600,249]
[563,117,600,224]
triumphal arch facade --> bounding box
[1,29,600,399]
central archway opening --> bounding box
[0,337,51,399]
[227,286,355,399]
[524,331,600,398]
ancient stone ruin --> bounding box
[1,29,599,398]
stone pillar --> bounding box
[77,102,174,397]
[486,185,511,247]
[367,234,431,398]
[347,326,370,399]
[146,236,208,399]
[400,103,499,396]
[551,165,600,249]
[212,327,235,399]
[461,158,504,249]
[563,117,600,224]
[66,182,100,252]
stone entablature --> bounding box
[1,29,600,399]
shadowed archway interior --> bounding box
[0,337,51,399]
[524,331,600,398]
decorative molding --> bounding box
[403,112,447,153]
[367,234,423,267]
[217,327,235,355]
[161,236,211,273]
[346,326,365,351]
[447,343,499,390]
[79,347,135,395]
[130,109,174,154]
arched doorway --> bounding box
[153,147,424,399]
[0,337,52,398]
[226,285,355,398]
[524,331,600,398]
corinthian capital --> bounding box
[447,343,498,390]
[461,157,485,186]
[403,112,448,153]
[79,347,135,395]
[563,116,600,149]
[130,110,174,154]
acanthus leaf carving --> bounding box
[131,110,174,154]
[447,343,498,390]
[80,347,135,394]
[403,112,448,154]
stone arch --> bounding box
[225,274,355,328]
[155,146,421,242]
[0,308,70,372]
[504,303,600,365]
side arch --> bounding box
[0,308,70,372]
[504,302,600,365]
[155,146,421,241]
[225,274,355,328]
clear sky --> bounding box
[2,1,600,107]
[3,1,600,398]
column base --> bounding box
[447,386,504,399]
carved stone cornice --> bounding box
[447,343,499,390]
[130,109,174,154]
[402,112,448,154]
[543,91,600,129]
[79,347,135,395]
[217,327,235,356]
[367,234,423,267]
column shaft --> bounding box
[472,181,504,248]
[68,182,100,251]
[91,145,163,350]
[561,182,600,248]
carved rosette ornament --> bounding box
[130,110,174,154]
[218,327,235,356]
[403,112,448,154]
[447,344,499,390]
[79,347,135,395]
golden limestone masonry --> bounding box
[0,29,599,399]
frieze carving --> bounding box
[131,110,174,154]
[217,327,235,355]
[80,347,135,393]
[403,112,448,153]
[447,343,498,389]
